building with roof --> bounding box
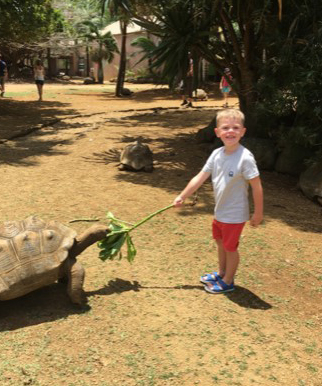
[97,20,156,81]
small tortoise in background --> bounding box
[119,140,154,172]
[193,89,208,101]
[0,216,108,304]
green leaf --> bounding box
[97,228,123,248]
[125,234,137,263]
[99,204,173,263]
[98,232,127,261]
[106,211,117,221]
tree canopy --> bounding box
[128,0,321,158]
[0,0,63,45]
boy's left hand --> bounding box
[249,213,263,227]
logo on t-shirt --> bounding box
[229,171,234,177]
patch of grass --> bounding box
[159,371,180,380]
[5,91,33,97]
[304,342,317,354]
[306,363,318,373]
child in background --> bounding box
[219,68,232,107]
[173,109,263,294]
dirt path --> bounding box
[0,82,321,386]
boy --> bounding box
[173,109,263,294]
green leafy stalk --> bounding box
[97,204,174,263]
[129,204,175,230]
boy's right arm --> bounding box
[173,171,210,207]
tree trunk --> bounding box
[236,65,259,137]
[115,20,127,97]
[98,59,104,84]
[217,5,260,136]
[86,45,90,77]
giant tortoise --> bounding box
[119,140,153,172]
[0,216,109,304]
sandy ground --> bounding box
[0,81,321,386]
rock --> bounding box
[195,116,217,143]
[121,88,133,96]
[275,143,311,176]
[84,77,95,84]
[241,138,277,170]
[299,162,322,205]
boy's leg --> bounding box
[204,222,244,290]
[218,223,244,285]
[215,239,226,277]
[200,221,224,283]
[221,250,240,285]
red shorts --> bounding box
[212,219,245,252]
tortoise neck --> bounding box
[69,225,109,259]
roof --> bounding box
[101,21,145,36]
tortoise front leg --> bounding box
[63,257,85,304]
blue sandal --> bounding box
[204,277,235,294]
[200,271,222,284]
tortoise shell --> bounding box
[120,140,153,171]
[0,216,76,301]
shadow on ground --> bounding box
[0,99,84,166]
[79,83,225,106]
[72,88,178,105]
[87,278,272,311]
[0,283,90,332]
[0,99,79,138]
[84,109,322,234]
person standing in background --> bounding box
[0,54,8,97]
[34,59,45,101]
[181,52,194,108]
[219,68,232,107]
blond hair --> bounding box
[216,108,245,126]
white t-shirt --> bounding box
[202,145,259,223]
[34,67,45,81]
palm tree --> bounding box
[132,1,211,89]
[81,18,119,83]
[130,36,156,77]
[102,0,132,96]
